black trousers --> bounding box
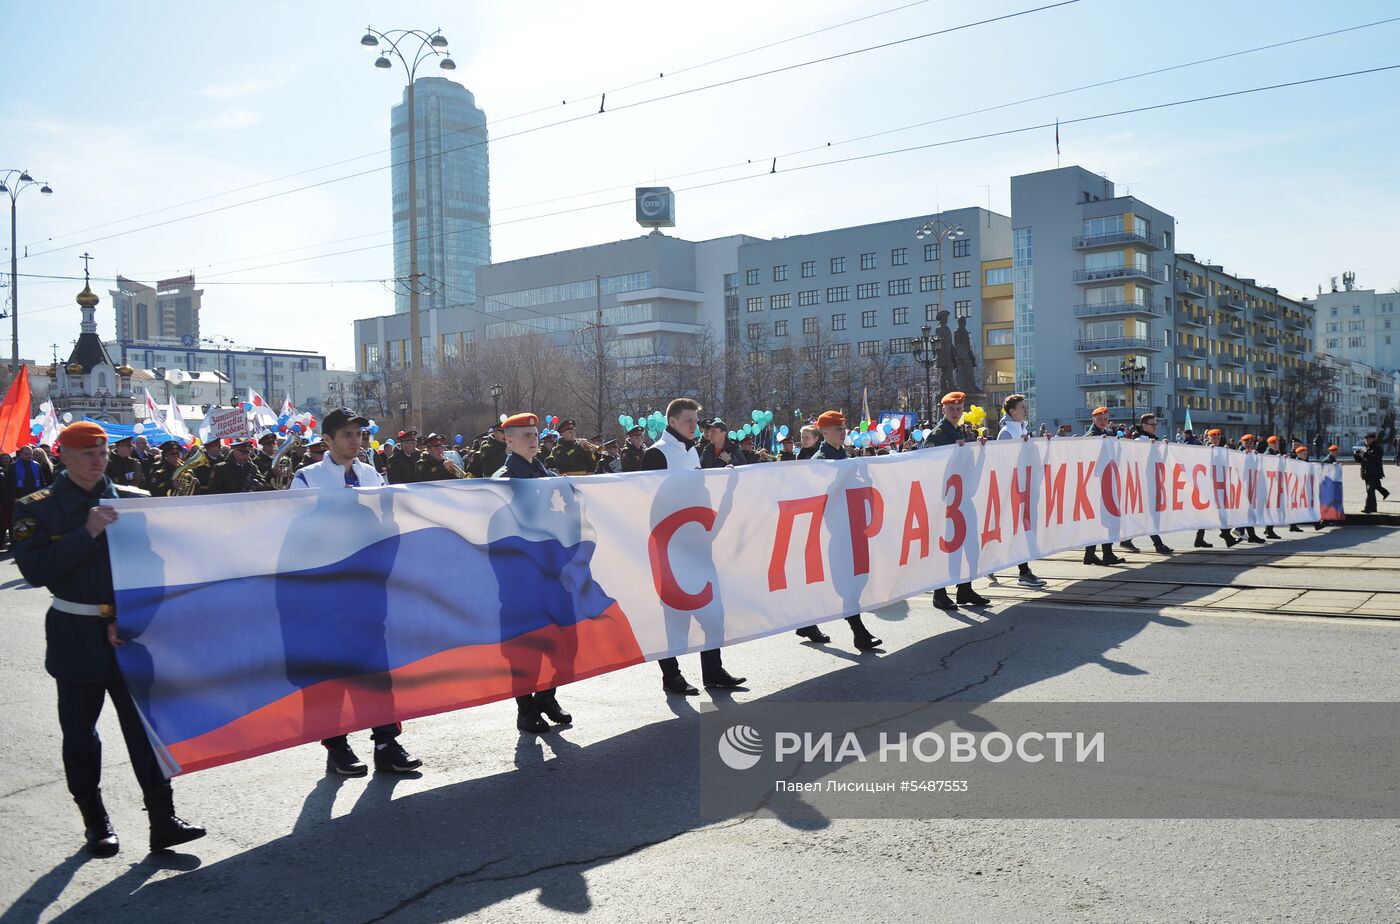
[659,649,723,680]
[1364,479,1389,511]
[56,677,168,801]
[322,724,400,749]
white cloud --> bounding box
[196,110,263,131]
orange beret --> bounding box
[815,410,845,428]
[1328,444,1340,452]
[940,391,966,405]
[1206,428,1222,438]
[1294,446,1309,456]
[57,421,108,450]
[501,412,538,429]
[1266,435,1279,444]
[1240,434,1255,442]
[1092,406,1109,417]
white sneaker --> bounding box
[1017,572,1048,587]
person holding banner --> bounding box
[642,398,748,695]
[923,392,992,610]
[793,410,883,650]
[1260,436,1285,539]
[12,421,206,857]
[797,425,820,460]
[1081,408,1127,566]
[1233,436,1267,543]
[1195,429,1240,549]
[1116,415,1173,556]
[492,412,576,733]
[290,408,424,776]
[995,395,1048,588]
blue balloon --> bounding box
[778,425,789,438]
[369,425,379,434]
[454,434,463,444]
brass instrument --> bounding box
[171,446,208,496]
[444,458,470,479]
[269,435,305,490]
[575,437,602,453]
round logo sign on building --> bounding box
[635,187,675,229]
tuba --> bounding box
[172,446,208,496]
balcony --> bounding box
[1073,264,1167,285]
[1175,309,1206,327]
[1254,329,1281,347]
[1176,280,1207,299]
[1073,300,1162,319]
[1074,336,1163,353]
[1255,304,1279,322]
[1259,356,1280,372]
[1175,377,1206,391]
[1217,294,1246,313]
[1075,372,1166,387]
[1178,344,1207,360]
[1215,319,1246,339]
[1073,405,1157,421]
[1218,351,1245,367]
[1218,380,1245,395]
[1071,230,1166,250]
[1284,312,1308,330]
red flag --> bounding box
[0,365,35,453]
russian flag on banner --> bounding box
[109,481,644,775]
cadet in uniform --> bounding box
[1082,407,1127,566]
[922,392,992,610]
[1194,429,1239,548]
[620,424,646,472]
[492,412,575,732]
[145,441,183,498]
[384,431,419,484]
[594,439,622,474]
[793,410,882,650]
[104,435,145,492]
[546,419,598,476]
[13,421,205,857]
[1116,415,1173,555]
[209,438,272,494]
[297,439,327,470]
[777,435,797,461]
[1260,436,1284,539]
[252,432,278,481]
[642,398,748,695]
[415,433,455,481]
[467,427,507,479]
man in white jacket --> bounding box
[289,407,424,777]
[995,395,1047,587]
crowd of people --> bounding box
[0,390,1380,859]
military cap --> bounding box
[159,440,182,453]
[57,421,108,450]
[424,432,445,446]
[1328,444,1340,452]
[1240,434,1256,443]
[258,432,278,446]
[558,419,577,432]
[816,410,845,428]
[1266,435,1279,445]
[941,391,967,405]
[1092,406,1110,417]
[112,434,134,446]
[229,437,254,450]
[501,412,539,429]
[1206,428,1222,438]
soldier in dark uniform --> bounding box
[777,435,797,461]
[1325,443,1339,464]
[12,421,205,857]
[539,430,558,460]
[1258,436,1286,538]
[104,436,145,492]
[415,433,455,481]
[492,412,575,733]
[921,392,992,610]
[1232,435,1267,543]
[297,439,327,470]
[252,432,278,481]
[794,410,882,650]
[193,440,224,494]
[1117,415,1173,555]
[594,439,622,474]
[208,438,272,494]
[385,431,419,485]
[619,424,646,472]
[145,441,184,498]
[467,428,507,478]
[546,419,598,476]
[1355,432,1388,513]
[1195,429,1240,548]
[1082,406,1127,566]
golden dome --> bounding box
[66,361,84,375]
[115,364,134,377]
[76,285,99,309]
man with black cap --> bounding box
[291,408,423,775]
[146,441,185,497]
[642,397,748,695]
[252,432,278,481]
[209,438,272,494]
[922,392,992,610]
[1355,432,1388,513]
[594,439,622,474]
[467,427,507,478]
[415,433,455,481]
[620,424,646,472]
[777,435,797,461]
[547,419,597,476]
[298,439,327,470]
[104,435,145,491]
[699,418,748,468]
[385,431,419,484]
[13,420,206,857]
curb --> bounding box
[1344,513,1400,526]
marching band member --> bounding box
[620,424,647,472]
[208,438,273,494]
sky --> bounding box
[3,0,1398,369]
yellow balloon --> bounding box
[370,439,380,449]
[964,404,987,428]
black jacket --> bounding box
[1356,442,1385,481]
[700,440,748,468]
[813,441,848,461]
[493,452,555,480]
[924,416,971,448]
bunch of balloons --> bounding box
[963,404,987,429]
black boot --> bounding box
[1264,527,1280,539]
[795,625,831,643]
[1194,531,1212,548]
[1289,524,1303,533]
[1101,550,1127,565]
[1221,531,1239,548]
[1153,541,1174,555]
[846,614,881,650]
[662,672,699,696]
[1118,539,1141,552]
[534,689,572,725]
[516,695,550,733]
[955,584,991,607]
[145,788,206,853]
[76,791,119,858]
[703,669,747,689]
[932,588,957,609]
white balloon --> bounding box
[62,412,73,423]
[134,423,146,434]
[40,401,52,412]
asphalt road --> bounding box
[1,525,1398,924]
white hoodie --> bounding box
[996,415,1029,441]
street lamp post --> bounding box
[360,26,455,437]
[913,215,967,415]
[490,382,503,424]
[398,398,409,431]
[1,169,54,386]
[1120,356,1146,426]
[910,325,938,427]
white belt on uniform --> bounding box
[51,598,115,618]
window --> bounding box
[773,265,788,282]
[891,247,908,266]
[798,289,819,306]
[827,343,850,360]
[985,267,1012,285]
[827,285,849,302]
[953,239,971,258]
[954,300,971,317]
[919,275,935,293]
[774,320,788,337]
[889,278,912,296]
[860,252,877,270]
[953,271,970,288]
[770,293,791,310]
[746,296,764,313]
[831,313,847,331]
[745,269,760,285]
[859,340,880,357]
[925,304,937,322]
[802,346,819,362]
[893,307,909,325]
[862,310,877,328]
[1350,336,1365,348]
[889,337,915,354]
[857,282,880,299]
[987,328,1014,346]
[747,322,763,340]
[803,316,819,334]
[923,242,939,262]
[830,256,846,274]
[748,351,766,365]
[801,260,817,278]
[1349,319,1365,331]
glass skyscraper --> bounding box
[391,77,490,314]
